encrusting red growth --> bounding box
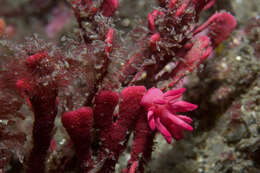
[15,52,60,173]
[100,0,119,17]
[141,88,197,143]
[62,107,94,172]
[61,86,146,173]
[61,86,196,173]
[123,112,155,173]
[95,86,146,173]
[26,88,58,173]
[93,90,119,142]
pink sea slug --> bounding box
[141,87,197,143]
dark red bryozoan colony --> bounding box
[0,0,236,173]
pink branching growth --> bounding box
[148,10,164,32]
[105,28,114,54]
[0,0,237,172]
[123,112,155,173]
[193,12,237,46]
[118,0,236,88]
[168,35,212,87]
[95,86,146,173]
[61,86,146,172]
[61,86,195,172]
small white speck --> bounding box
[236,56,242,61]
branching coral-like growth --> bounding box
[0,0,237,172]
[118,0,236,89]
[62,86,146,172]
[15,52,63,173]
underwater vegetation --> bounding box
[2,0,260,173]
